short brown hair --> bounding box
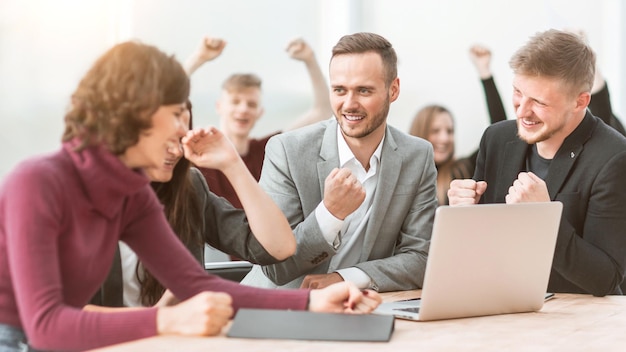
[509,29,595,96]
[221,73,262,92]
[331,32,397,87]
[62,41,189,154]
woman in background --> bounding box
[408,45,509,205]
[409,104,495,205]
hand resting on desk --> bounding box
[152,282,382,337]
[309,282,381,313]
[157,291,233,336]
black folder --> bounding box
[227,309,395,342]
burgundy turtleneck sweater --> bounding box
[0,139,308,351]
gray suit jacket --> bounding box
[242,119,437,292]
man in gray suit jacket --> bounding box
[241,32,437,292]
[448,29,626,296]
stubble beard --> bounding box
[337,97,390,139]
[516,118,562,145]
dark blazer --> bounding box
[474,112,626,296]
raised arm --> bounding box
[182,127,296,260]
[469,44,507,123]
[284,38,332,131]
[565,29,625,135]
[183,35,227,76]
[589,79,626,135]
[589,68,614,124]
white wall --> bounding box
[0,0,623,179]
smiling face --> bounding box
[120,103,188,173]
[427,111,455,165]
[143,105,191,182]
[329,52,399,146]
[512,74,588,156]
[216,87,264,140]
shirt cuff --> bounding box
[335,268,372,289]
[315,202,344,244]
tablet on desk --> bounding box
[227,309,395,342]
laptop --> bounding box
[204,261,253,282]
[374,202,562,321]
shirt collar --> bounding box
[336,125,384,170]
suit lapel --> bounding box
[496,139,529,202]
[318,120,340,196]
[545,112,596,199]
[360,128,400,261]
[496,113,596,201]
[545,146,582,200]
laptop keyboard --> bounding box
[393,293,554,315]
[396,307,420,314]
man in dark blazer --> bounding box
[242,32,438,292]
[448,29,626,296]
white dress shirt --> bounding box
[119,241,143,307]
[314,126,383,289]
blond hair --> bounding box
[509,29,595,96]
